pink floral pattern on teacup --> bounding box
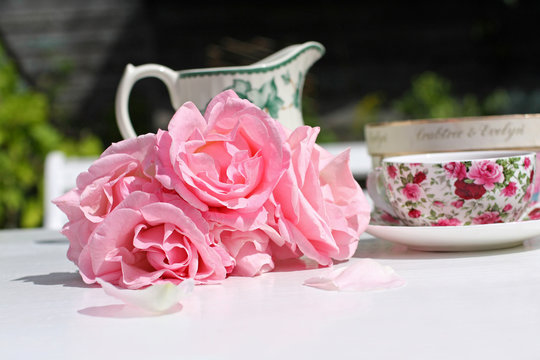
[381,153,536,226]
[467,160,504,190]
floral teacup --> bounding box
[367,150,536,226]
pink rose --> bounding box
[451,200,464,208]
[212,228,274,277]
[444,162,467,180]
[53,134,158,263]
[467,160,504,190]
[75,191,234,289]
[155,90,290,212]
[524,157,531,169]
[501,182,517,197]
[473,211,502,225]
[205,206,282,277]
[432,218,461,226]
[402,183,423,201]
[53,90,373,290]
[267,126,371,266]
[433,201,444,208]
[387,165,397,179]
[503,204,513,212]
[408,209,421,218]
[528,207,540,220]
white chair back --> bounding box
[43,151,96,229]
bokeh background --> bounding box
[1,0,540,228]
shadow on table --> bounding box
[78,303,183,318]
[34,238,69,245]
[354,237,540,260]
[13,271,93,288]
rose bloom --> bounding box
[432,218,461,226]
[402,183,423,201]
[408,209,421,218]
[528,207,540,220]
[454,179,486,200]
[444,162,467,180]
[433,201,444,208]
[473,211,503,225]
[266,126,371,266]
[381,211,401,225]
[501,182,517,197]
[467,160,504,190]
[413,171,426,184]
[211,227,274,277]
[53,134,158,263]
[74,191,234,289]
[451,200,464,208]
[387,165,397,179]
[155,90,290,212]
[503,204,513,212]
[524,157,531,169]
[205,206,285,277]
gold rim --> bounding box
[365,113,540,129]
[368,146,540,157]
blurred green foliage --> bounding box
[392,72,482,118]
[0,43,102,228]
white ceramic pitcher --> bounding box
[115,41,325,139]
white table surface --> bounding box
[1,227,540,360]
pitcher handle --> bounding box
[115,64,178,139]
[366,167,397,216]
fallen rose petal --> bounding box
[96,278,194,313]
[303,259,406,291]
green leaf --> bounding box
[407,173,413,183]
[281,72,291,83]
[230,79,252,97]
[400,176,408,186]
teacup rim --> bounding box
[382,150,536,164]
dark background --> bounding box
[1,0,539,146]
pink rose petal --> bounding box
[303,259,406,291]
[96,278,194,313]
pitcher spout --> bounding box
[253,41,325,70]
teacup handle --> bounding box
[115,64,178,139]
[366,167,397,216]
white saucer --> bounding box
[365,219,540,251]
